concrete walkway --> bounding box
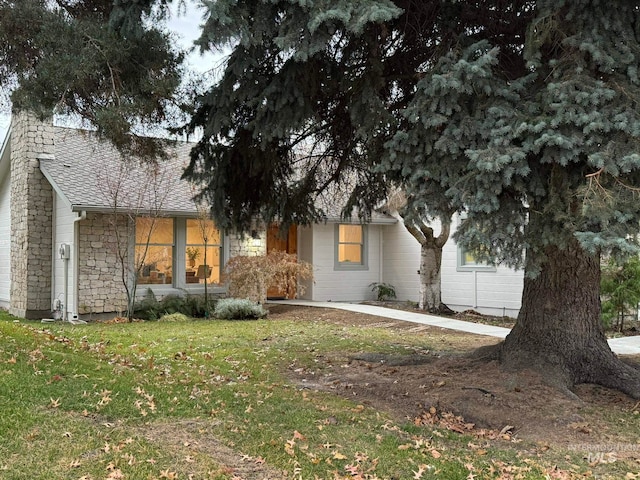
[268,300,640,356]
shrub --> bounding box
[369,282,397,301]
[601,256,640,331]
[134,288,161,320]
[213,298,268,320]
[158,312,190,322]
[224,251,313,303]
[133,289,218,320]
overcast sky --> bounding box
[0,1,214,143]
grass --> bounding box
[0,310,627,479]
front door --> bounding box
[266,224,297,299]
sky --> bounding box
[0,1,215,144]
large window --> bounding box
[185,219,222,284]
[136,218,174,284]
[336,224,367,270]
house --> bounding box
[0,113,524,320]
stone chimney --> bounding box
[9,111,54,319]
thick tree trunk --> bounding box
[404,219,451,314]
[494,240,640,398]
[419,243,444,312]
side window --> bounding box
[457,245,496,272]
[335,224,367,270]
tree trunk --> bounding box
[404,219,451,314]
[419,243,444,312]
[495,240,640,398]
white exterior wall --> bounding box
[381,217,422,303]
[52,193,76,317]
[440,217,523,318]
[302,223,383,302]
[379,213,524,317]
[297,225,314,299]
[0,156,10,308]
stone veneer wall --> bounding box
[77,212,128,315]
[228,230,267,257]
[9,112,54,318]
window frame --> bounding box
[184,218,223,286]
[334,223,368,271]
[132,217,226,292]
[456,245,497,272]
[134,217,175,286]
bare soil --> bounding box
[268,304,640,458]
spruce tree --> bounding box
[0,0,183,158]
[186,0,640,397]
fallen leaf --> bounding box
[333,452,347,460]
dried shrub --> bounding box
[213,298,267,320]
[224,251,314,303]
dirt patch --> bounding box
[268,304,640,457]
[137,420,287,480]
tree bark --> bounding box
[405,220,451,313]
[419,243,444,312]
[494,240,640,398]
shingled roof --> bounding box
[39,126,396,224]
[39,127,199,215]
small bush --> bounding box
[134,288,161,320]
[133,290,218,320]
[159,294,187,315]
[158,312,190,322]
[213,298,267,320]
[369,282,397,301]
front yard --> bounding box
[0,305,639,479]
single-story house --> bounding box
[0,113,524,320]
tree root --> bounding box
[469,341,640,400]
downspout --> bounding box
[72,210,86,318]
[378,227,384,285]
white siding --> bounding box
[52,193,76,317]
[297,225,314,299]
[440,216,523,318]
[381,216,422,303]
[380,213,523,317]
[0,164,10,307]
[305,223,383,302]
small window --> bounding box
[335,224,367,270]
[457,245,496,272]
[136,218,174,285]
[185,219,222,285]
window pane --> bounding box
[339,225,362,243]
[186,246,221,284]
[185,218,222,285]
[186,219,221,245]
[136,218,173,244]
[137,245,173,284]
[463,250,477,265]
[136,218,174,285]
[339,244,362,263]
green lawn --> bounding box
[0,311,615,479]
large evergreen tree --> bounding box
[0,0,183,157]
[185,0,640,397]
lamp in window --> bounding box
[196,264,211,279]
